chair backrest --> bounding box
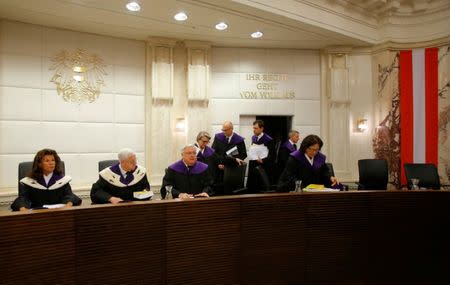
[255,165,271,192]
[358,159,388,190]
[223,164,246,195]
[326,163,335,177]
[99,160,119,172]
[404,163,440,190]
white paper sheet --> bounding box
[248,144,269,160]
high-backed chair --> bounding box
[18,161,66,191]
[223,164,247,195]
[255,165,277,193]
[357,159,388,190]
[404,163,441,190]
[98,160,119,172]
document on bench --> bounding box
[248,144,268,160]
[43,204,66,209]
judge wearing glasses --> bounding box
[277,134,342,192]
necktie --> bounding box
[293,144,297,150]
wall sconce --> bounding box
[175,118,186,132]
[357,119,368,132]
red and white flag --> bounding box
[399,48,439,185]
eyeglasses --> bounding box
[200,140,210,143]
[221,128,231,132]
[307,147,320,152]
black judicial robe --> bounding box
[160,160,213,199]
[277,140,297,170]
[211,132,247,167]
[195,144,219,182]
[90,163,150,203]
[277,151,340,192]
[246,133,276,193]
[11,174,81,211]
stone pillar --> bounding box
[325,52,351,178]
[184,41,211,143]
[145,37,177,185]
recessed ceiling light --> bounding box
[251,31,263,38]
[174,12,188,21]
[126,1,141,12]
[215,22,228,31]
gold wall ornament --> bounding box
[49,49,107,104]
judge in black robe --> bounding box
[211,121,247,194]
[195,131,219,182]
[277,135,343,192]
[275,130,300,182]
[161,145,213,199]
[11,148,81,211]
[246,120,276,193]
[91,149,150,204]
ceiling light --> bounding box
[126,1,141,12]
[251,31,263,38]
[215,22,228,31]
[174,12,188,21]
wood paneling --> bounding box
[1,191,450,284]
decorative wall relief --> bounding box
[49,48,107,103]
[374,52,400,186]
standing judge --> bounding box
[211,121,247,194]
[160,145,213,199]
[90,148,150,204]
[276,130,300,180]
[277,134,342,192]
[195,131,219,181]
[11,148,81,211]
[246,120,276,193]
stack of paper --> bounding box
[133,190,154,200]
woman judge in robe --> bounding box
[195,131,218,182]
[277,134,342,192]
[11,148,82,211]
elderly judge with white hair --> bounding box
[90,148,150,204]
[160,145,213,199]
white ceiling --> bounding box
[0,0,448,49]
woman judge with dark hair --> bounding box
[11,148,81,211]
[277,134,342,192]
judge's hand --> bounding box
[195,192,209,198]
[330,176,339,186]
[109,197,124,204]
[235,158,245,165]
[179,193,194,199]
[65,202,73,208]
[218,164,225,170]
[257,158,263,164]
[19,207,28,212]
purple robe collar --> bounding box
[196,145,215,159]
[282,140,296,153]
[169,160,208,175]
[290,151,326,170]
[215,132,245,145]
[110,163,135,185]
[37,173,64,188]
[252,133,273,145]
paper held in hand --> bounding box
[133,190,154,200]
[226,146,239,157]
[248,144,269,160]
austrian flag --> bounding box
[399,48,439,185]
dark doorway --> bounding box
[256,115,293,183]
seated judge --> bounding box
[246,120,276,193]
[11,148,81,211]
[90,148,150,204]
[277,134,342,192]
[195,131,218,180]
[211,121,247,194]
[160,145,213,199]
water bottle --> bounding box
[165,185,173,199]
[295,180,302,193]
[411,178,420,190]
